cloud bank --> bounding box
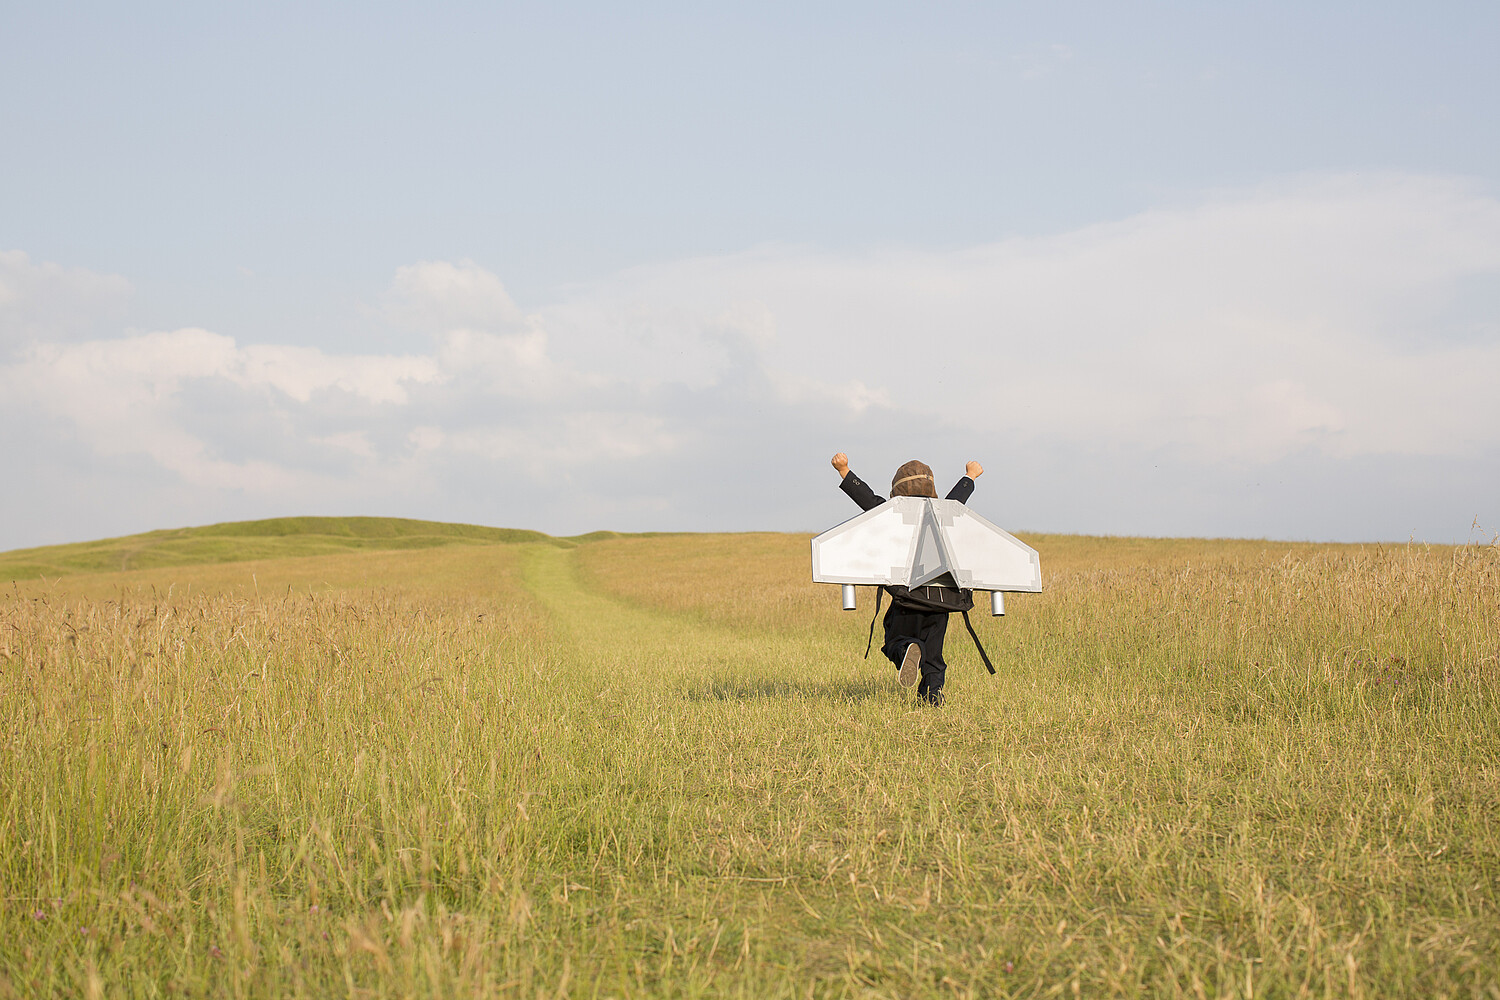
[3,173,1498,549]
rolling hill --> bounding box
[0,516,590,580]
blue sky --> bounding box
[3,2,1498,549]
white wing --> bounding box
[811,497,1041,592]
[810,497,925,585]
[937,503,1042,592]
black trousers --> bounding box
[880,606,949,696]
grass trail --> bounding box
[521,541,896,707]
[520,543,765,676]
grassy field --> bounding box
[2,520,1497,998]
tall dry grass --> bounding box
[2,534,1497,997]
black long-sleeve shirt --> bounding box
[839,470,974,512]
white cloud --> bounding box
[435,328,584,399]
[2,172,1498,545]
[382,259,526,335]
[313,431,377,459]
[563,172,1500,464]
[439,412,686,471]
[769,371,891,415]
[237,344,440,404]
[0,249,132,350]
[2,327,444,491]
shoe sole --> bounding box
[898,643,921,688]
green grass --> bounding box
[0,516,576,581]
[1,525,1497,997]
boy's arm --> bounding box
[946,460,984,503]
[832,452,884,511]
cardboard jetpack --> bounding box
[810,496,1042,617]
[811,497,1042,675]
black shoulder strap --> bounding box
[960,609,996,675]
[863,586,884,659]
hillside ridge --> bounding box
[0,515,624,581]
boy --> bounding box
[829,453,985,707]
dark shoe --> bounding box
[922,689,945,707]
[898,643,921,688]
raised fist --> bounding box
[966,460,984,479]
[831,453,850,477]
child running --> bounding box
[829,453,984,707]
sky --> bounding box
[3,1,1498,550]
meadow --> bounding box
[1,519,1497,998]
